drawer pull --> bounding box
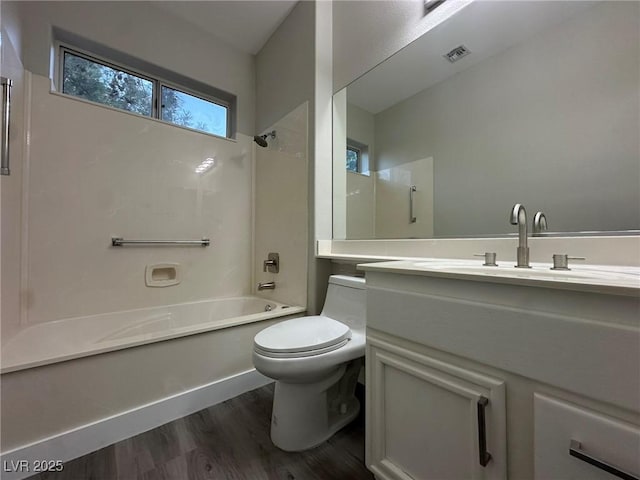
[569,440,638,480]
[477,396,492,467]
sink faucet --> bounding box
[510,203,531,268]
[258,281,276,291]
[532,211,548,234]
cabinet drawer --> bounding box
[534,394,640,480]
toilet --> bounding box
[252,275,366,451]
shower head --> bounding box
[253,130,276,148]
[253,135,268,148]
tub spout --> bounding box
[258,281,276,291]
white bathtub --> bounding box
[1,297,305,373]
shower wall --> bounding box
[0,0,266,332]
[0,3,26,342]
[19,74,254,326]
[254,102,309,308]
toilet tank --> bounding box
[320,275,366,330]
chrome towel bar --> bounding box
[111,237,210,247]
[409,185,417,224]
[1,77,12,176]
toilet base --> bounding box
[270,359,362,451]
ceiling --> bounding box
[347,1,597,114]
[152,1,298,55]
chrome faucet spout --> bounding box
[510,203,528,247]
[510,203,531,268]
[258,281,276,291]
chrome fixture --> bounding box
[1,77,13,176]
[258,281,276,291]
[533,211,548,234]
[263,253,280,273]
[551,254,585,271]
[254,130,276,148]
[265,304,273,312]
[112,237,210,247]
[510,203,531,268]
[474,252,498,266]
[409,185,417,223]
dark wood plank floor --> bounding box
[30,384,373,480]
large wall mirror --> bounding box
[333,1,639,239]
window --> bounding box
[346,145,361,173]
[60,46,230,138]
[160,86,227,137]
[346,138,370,175]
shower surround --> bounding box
[0,71,310,474]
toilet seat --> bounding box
[254,316,351,359]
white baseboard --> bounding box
[1,369,271,480]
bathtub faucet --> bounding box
[258,281,276,291]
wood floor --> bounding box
[29,384,373,480]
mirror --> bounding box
[333,1,639,239]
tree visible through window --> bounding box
[347,146,360,172]
[61,48,229,137]
[62,51,153,116]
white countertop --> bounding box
[358,259,640,296]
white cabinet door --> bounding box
[367,335,507,480]
[534,394,640,480]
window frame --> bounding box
[57,44,231,138]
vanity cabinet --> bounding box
[361,268,640,480]
[366,335,507,480]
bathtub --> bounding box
[0,297,305,374]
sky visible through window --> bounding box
[161,86,227,137]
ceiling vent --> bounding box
[444,45,471,63]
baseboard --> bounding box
[0,369,271,480]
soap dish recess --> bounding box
[145,264,181,287]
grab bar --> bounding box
[1,77,12,176]
[111,237,210,247]
[409,185,417,223]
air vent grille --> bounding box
[444,45,471,63]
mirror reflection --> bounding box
[333,1,639,239]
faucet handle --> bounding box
[474,252,498,266]
[551,254,585,271]
[263,252,280,273]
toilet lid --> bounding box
[254,316,351,354]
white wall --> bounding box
[1,2,26,343]
[347,103,375,172]
[256,1,315,135]
[333,0,438,92]
[254,103,309,308]
[346,173,375,238]
[13,1,255,135]
[256,1,332,314]
[21,74,254,325]
[374,2,640,236]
